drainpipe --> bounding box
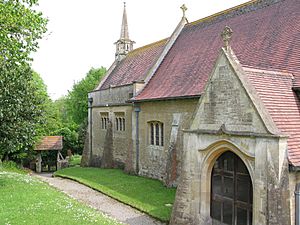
[296,183,300,225]
[88,97,93,166]
[134,105,141,174]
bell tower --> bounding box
[115,2,135,61]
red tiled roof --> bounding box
[135,0,300,100]
[35,136,63,151]
[100,39,167,90]
[245,67,300,166]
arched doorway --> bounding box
[211,151,252,225]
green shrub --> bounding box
[0,161,26,174]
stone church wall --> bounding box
[170,49,292,224]
[170,133,291,225]
[137,98,198,185]
[90,105,133,168]
[89,84,133,106]
[88,84,135,168]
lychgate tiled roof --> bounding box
[35,136,63,151]
[134,0,300,101]
[245,67,300,166]
[100,39,167,90]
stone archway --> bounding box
[210,151,253,225]
[197,140,254,224]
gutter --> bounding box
[128,94,201,103]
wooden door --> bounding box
[211,151,252,225]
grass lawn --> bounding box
[69,154,82,167]
[0,170,122,225]
[55,167,176,222]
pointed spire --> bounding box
[120,2,129,40]
[115,2,135,61]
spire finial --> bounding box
[115,2,135,60]
[180,4,187,18]
[221,26,233,49]
[120,2,129,40]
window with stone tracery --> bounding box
[100,112,109,130]
[148,121,164,146]
[115,112,125,131]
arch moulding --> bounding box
[197,139,255,223]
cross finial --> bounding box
[180,4,187,17]
[221,26,233,49]
[123,2,126,8]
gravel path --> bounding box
[34,173,165,225]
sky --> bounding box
[32,0,248,100]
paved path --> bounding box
[34,173,165,225]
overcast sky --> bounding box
[31,0,248,100]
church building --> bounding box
[85,0,300,224]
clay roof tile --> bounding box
[245,67,300,166]
[35,136,63,151]
[100,39,167,90]
[135,0,300,100]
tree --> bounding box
[65,67,106,126]
[0,66,48,160]
[65,67,106,154]
[0,0,47,161]
[52,67,106,155]
[32,71,63,136]
[0,0,47,65]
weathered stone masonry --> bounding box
[84,0,300,224]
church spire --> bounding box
[115,2,135,61]
[120,2,129,40]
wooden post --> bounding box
[57,150,61,170]
[36,151,42,173]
